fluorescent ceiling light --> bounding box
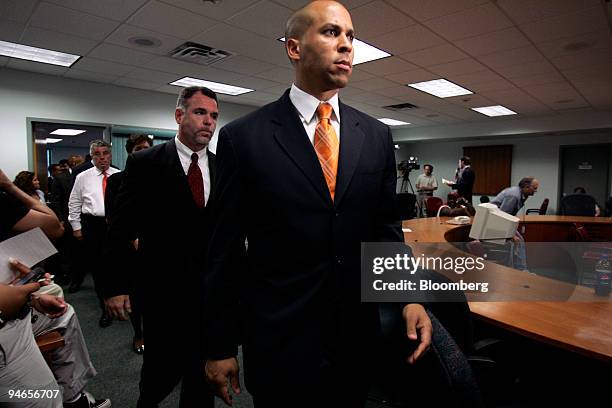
[50,129,86,136]
[378,118,411,126]
[278,37,391,65]
[0,40,80,67]
[170,77,253,96]
[471,105,517,117]
[45,138,63,144]
[407,79,473,98]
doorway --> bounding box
[559,144,612,211]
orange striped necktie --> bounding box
[314,102,339,200]
[102,172,108,197]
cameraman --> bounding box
[415,164,438,217]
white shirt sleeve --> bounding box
[68,175,83,231]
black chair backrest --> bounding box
[396,193,416,220]
[559,194,597,216]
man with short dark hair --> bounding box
[203,2,431,407]
[445,156,475,203]
[105,87,219,407]
[68,140,118,326]
[415,164,438,217]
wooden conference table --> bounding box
[402,215,612,362]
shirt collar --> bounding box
[289,84,340,124]
[175,135,208,160]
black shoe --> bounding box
[99,313,112,328]
[133,337,144,355]
[68,282,81,293]
[64,392,111,408]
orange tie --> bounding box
[102,172,108,198]
[314,102,339,200]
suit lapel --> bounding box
[163,139,194,205]
[334,102,365,207]
[272,91,333,206]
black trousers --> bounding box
[80,214,107,311]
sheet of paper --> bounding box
[442,178,454,184]
[0,228,57,284]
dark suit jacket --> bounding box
[455,166,475,203]
[49,171,72,222]
[205,90,403,397]
[105,139,216,352]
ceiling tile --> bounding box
[145,56,210,76]
[445,70,507,88]
[385,0,489,22]
[7,58,68,75]
[45,0,149,22]
[495,60,558,79]
[428,58,488,77]
[455,27,531,56]
[370,24,446,55]
[358,56,418,76]
[424,3,514,41]
[348,68,374,82]
[106,24,184,56]
[0,19,26,42]
[519,6,608,43]
[72,57,137,76]
[232,76,284,91]
[64,69,119,84]
[497,0,601,25]
[525,82,586,104]
[0,0,37,23]
[226,1,293,39]
[348,92,404,108]
[260,83,290,95]
[20,27,98,55]
[128,1,216,40]
[114,77,161,91]
[30,2,120,41]
[88,43,156,66]
[210,55,276,76]
[401,43,468,67]
[253,66,295,83]
[551,49,612,71]
[561,64,612,81]
[0,56,9,67]
[123,67,179,84]
[385,68,438,84]
[351,1,415,39]
[350,77,398,91]
[477,46,548,70]
[158,0,260,21]
[338,85,366,97]
[509,71,567,88]
[191,23,286,65]
[536,30,612,60]
[445,93,495,108]
[273,0,373,10]
[466,79,517,93]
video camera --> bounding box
[398,157,420,178]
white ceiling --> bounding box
[1,0,611,128]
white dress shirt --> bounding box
[289,84,341,144]
[175,136,211,205]
[68,165,119,230]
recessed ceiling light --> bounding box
[407,79,473,98]
[378,118,411,126]
[0,40,80,67]
[128,36,162,48]
[50,129,86,136]
[278,37,391,65]
[45,138,63,144]
[471,105,517,117]
[169,77,254,96]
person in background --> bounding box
[573,186,601,216]
[67,155,85,174]
[58,159,71,173]
[415,164,438,218]
[444,156,475,203]
[68,140,119,327]
[104,134,152,355]
[48,164,61,196]
[14,171,46,204]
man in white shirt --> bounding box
[68,140,119,328]
[415,164,438,217]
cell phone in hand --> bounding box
[15,266,46,286]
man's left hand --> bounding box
[32,294,67,318]
[402,303,432,364]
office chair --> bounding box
[526,198,549,215]
[559,194,597,216]
[425,196,444,217]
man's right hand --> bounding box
[73,229,83,240]
[205,357,241,406]
[104,295,131,320]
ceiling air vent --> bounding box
[170,42,233,65]
[383,102,418,111]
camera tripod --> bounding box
[398,171,422,217]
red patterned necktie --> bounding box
[314,102,339,200]
[187,153,205,208]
